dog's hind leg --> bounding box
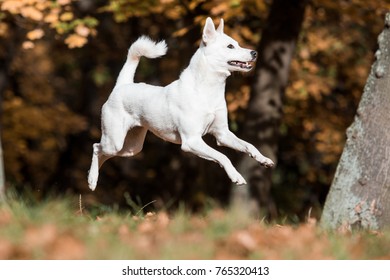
[88,113,130,190]
[118,127,147,157]
[88,143,111,191]
[87,126,147,191]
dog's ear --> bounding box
[203,17,217,44]
[216,18,224,34]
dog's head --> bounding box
[201,17,257,74]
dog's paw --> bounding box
[87,174,98,191]
[88,180,97,191]
[231,173,247,185]
[89,183,97,191]
[260,157,274,168]
[252,153,274,168]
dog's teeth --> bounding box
[228,61,252,69]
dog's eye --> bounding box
[227,44,235,49]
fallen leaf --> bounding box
[65,34,88,48]
[20,6,43,21]
[0,209,12,225]
[24,224,58,249]
[75,24,90,37]
[233,230,257,251]
[58,0,72,5]
[49,235,85,259]
[0,239,13,259]
[27,29,44,40]
[60,12,74,21]
[1,0,24,14]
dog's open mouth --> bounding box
[228,61,253,70]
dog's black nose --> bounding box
[251,50,257,58]
[251,51,257,59]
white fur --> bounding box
[88,17,274,191]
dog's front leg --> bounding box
[181,137,247,185]
[211,110,274,168]
[214,129,274,168]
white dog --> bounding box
[88,17,274,191]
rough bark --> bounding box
[232,0,307,218]
[321,13,390,230]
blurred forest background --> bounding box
[0,0,389,221]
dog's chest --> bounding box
[192,99,224,136]
[201,111,216,135]
[187,90,225,134]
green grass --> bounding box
[0,195,389,260]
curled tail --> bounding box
[115,36,167,87]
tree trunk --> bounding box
[321,13,390,230]
[0,67,6,199]
[0,136,5,199]
[0,31,15,199]
[232,0,307,218]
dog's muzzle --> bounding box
[228,50,257,70]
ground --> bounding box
[0,196,389,260]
